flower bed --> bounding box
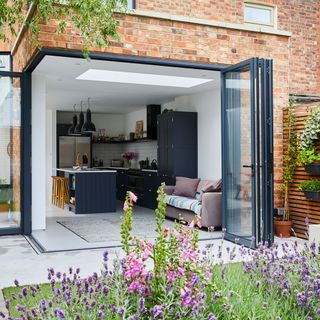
[1,186,320,319]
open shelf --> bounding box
[93,138,155,144]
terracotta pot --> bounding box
[0,203,9,212]
[274,220,293,238]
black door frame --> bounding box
[221,57,274,248]
[0,70,31,235]
[13,49,273,243]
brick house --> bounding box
[0,1,319,247]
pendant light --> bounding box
[74,101,85,134]
[68,104,78,135]
[82,98,96,133]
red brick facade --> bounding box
[1,1,320,209]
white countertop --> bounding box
[54,168,117,174]
[95,166,158,173]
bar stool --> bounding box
[58,177,69,209]
[51,176,60,206]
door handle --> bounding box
[243,164,254,168]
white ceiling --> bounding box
[33,56,220,113]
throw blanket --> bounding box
[164,195,202,215]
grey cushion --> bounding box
[173,177,200,198]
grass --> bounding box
[3,263,309,320]
[211,263,309,320]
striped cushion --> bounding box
[164,195,202,215]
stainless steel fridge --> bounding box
[58,136,91,168]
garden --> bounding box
[1,187,320,320]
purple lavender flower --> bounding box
[54,309,65,319]
[14,279,19,287]
[139,298,147,314]
[0,312,5,318]
[208,313,217,320]
[152,305,164,318]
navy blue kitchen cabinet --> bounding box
[157,111,198,182]
[116,169,128,201]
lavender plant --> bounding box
[2,186,320,320]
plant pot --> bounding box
[304,163,320,175]
[0,203,9,212]
[303,190,320,201]
[274,220,293,238]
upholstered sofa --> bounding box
[164,178,222,229]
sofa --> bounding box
[163,178,222,229]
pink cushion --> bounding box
[197,179,221,193]
[173,177,200,198]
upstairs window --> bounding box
[244,3,275,27]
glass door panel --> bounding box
[0,74,22,231]
[221,58,274,248]
[224,67,254,243]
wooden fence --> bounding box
[283,103,320,239]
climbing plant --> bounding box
[298,108,320,164]
[0,0,128,57]
[279,98,298,221]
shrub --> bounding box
[298,179,320,191]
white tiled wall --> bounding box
[93,141,157,168]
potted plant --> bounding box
[298,109,320,175]
[275,99,297,237]
[0,179,10,212]
[298,179,320,201]
[121,152,135,168]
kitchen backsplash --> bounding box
[93,141,157,168]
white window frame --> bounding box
[244,2,276,27]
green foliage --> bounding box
[298,179,320,191]
[0,0,128,57]
[152,183,167,298]
[298,108,320,164]
[280,98,298,221]
[298,145,320,165]
[120,192,133,255]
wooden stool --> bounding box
[51,176,60,206]
[58,177,69,209]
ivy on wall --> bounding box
[0,0,128,57]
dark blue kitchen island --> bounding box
[56,168,117,214]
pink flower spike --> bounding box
[129,192,138,203]
[189,220,195,229]
[163,228,170,237]
[178,266,185,276]
[123,202,129,211]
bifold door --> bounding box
[221,58,273,248]
[0,71,31,235]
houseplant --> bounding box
[298,179,320,201]
[122,152,135,168]
[0,179,10,212]
[275,99,297,237]
[298,109,320,174]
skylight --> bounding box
[76,69,213,88]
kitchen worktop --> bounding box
[54,168,117,173]
[93,166,158,173]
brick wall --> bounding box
[11,13,289,207]
[136,0,320,95]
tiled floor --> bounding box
[0,235,239,290]
[31,202,222,252]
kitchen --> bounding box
[28,56,221,251]
[56,104,162,213]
